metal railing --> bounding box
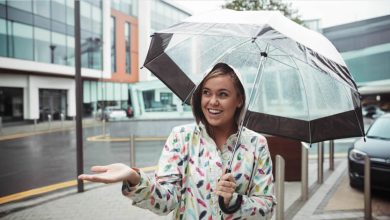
[364,155,372,220]
[301,143,309,201]
[317,141,324,184]
[329,140,334,170]
[275,155,285,220]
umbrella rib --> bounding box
[228,44,270,172]
[289,56,313,144]
[339,77,365,138]
[266,56,299,70]
[253,40,298,70]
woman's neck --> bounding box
[210,124,237,150]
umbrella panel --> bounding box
[145,33,364,142]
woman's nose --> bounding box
[210,96,219,105]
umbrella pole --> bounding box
[227,46,269,173]
[219,45,270,214]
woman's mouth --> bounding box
[208,109,222,115]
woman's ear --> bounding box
[237,98,243,108]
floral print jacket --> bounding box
[122,123,275,219]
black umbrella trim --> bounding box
[245,109,364,143]
[144,33,196,105]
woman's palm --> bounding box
[78,163,132,183]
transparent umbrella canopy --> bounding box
[144,9,364,143]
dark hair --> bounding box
[191,63,246,135]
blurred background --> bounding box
[0,0,389,219]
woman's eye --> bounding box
[202,90,210,96]
[219,92,228,97]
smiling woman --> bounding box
[79,62,275,219]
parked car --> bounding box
[102,107,127,121]
[362,105,385,118]
[348,113,390,191]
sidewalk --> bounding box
[2,157,389,220]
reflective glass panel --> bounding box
[52,32,67,65]
[125,22,131,74]
[33,0,50,18]
[8,0,32,12]
[51,0,66,23]
[11,22,33,60]
[0,18,7,56]
[34,27,51,63]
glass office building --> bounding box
[0,0,191,123]
[323,15,390,110]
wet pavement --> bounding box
[1,117,389,219]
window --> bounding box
[51,0,66,23]
[9,21,33,60]
[33,0,50,18]
[8,0,32,12]
[111,16,116,73]
[34,27,51,63]
[125,22,131,74]
[0,18,7,56]
[66,35,74,66]
[51,32,67,65]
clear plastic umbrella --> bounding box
[143,9,364,144]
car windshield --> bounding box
[367,117,390,139]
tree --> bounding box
[223,0,303,24]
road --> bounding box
[0,123,164,197]
[0,118,374,197]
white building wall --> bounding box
[102,0,111,77]
[0,74,75,120]
[0,57,109,79]
[138,0,152,81]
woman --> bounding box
[79,63,275,219]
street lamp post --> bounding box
[74,0,84,193]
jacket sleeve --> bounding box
[223,137,276,219]
[122,128,187,216]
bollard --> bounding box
[301,143,309,201]
[60,113,65,128]
[130,134,136,167]
[0,116,2,134]
[329,140,334,171]
[364,155,372,220]
[102,119,106,136]
[48,114,52,130]
[317,142,324,184]
[34,119,37,131]
[275,155,285,220]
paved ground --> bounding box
[1,118,389,219]
[1,156,389,220]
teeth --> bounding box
[208,109,222,114]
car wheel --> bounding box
[349,177,361,189]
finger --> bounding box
[220,173,235,182]
[215,190,233,200]
[216,185,236,193]
[91,166,108,173]
[218,179,236,188]
[78,174,112,183]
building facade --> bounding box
[0,0,191,124]
[323,15,390,109]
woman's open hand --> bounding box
[78,163,139,184]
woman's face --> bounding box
[201,75,243,131]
